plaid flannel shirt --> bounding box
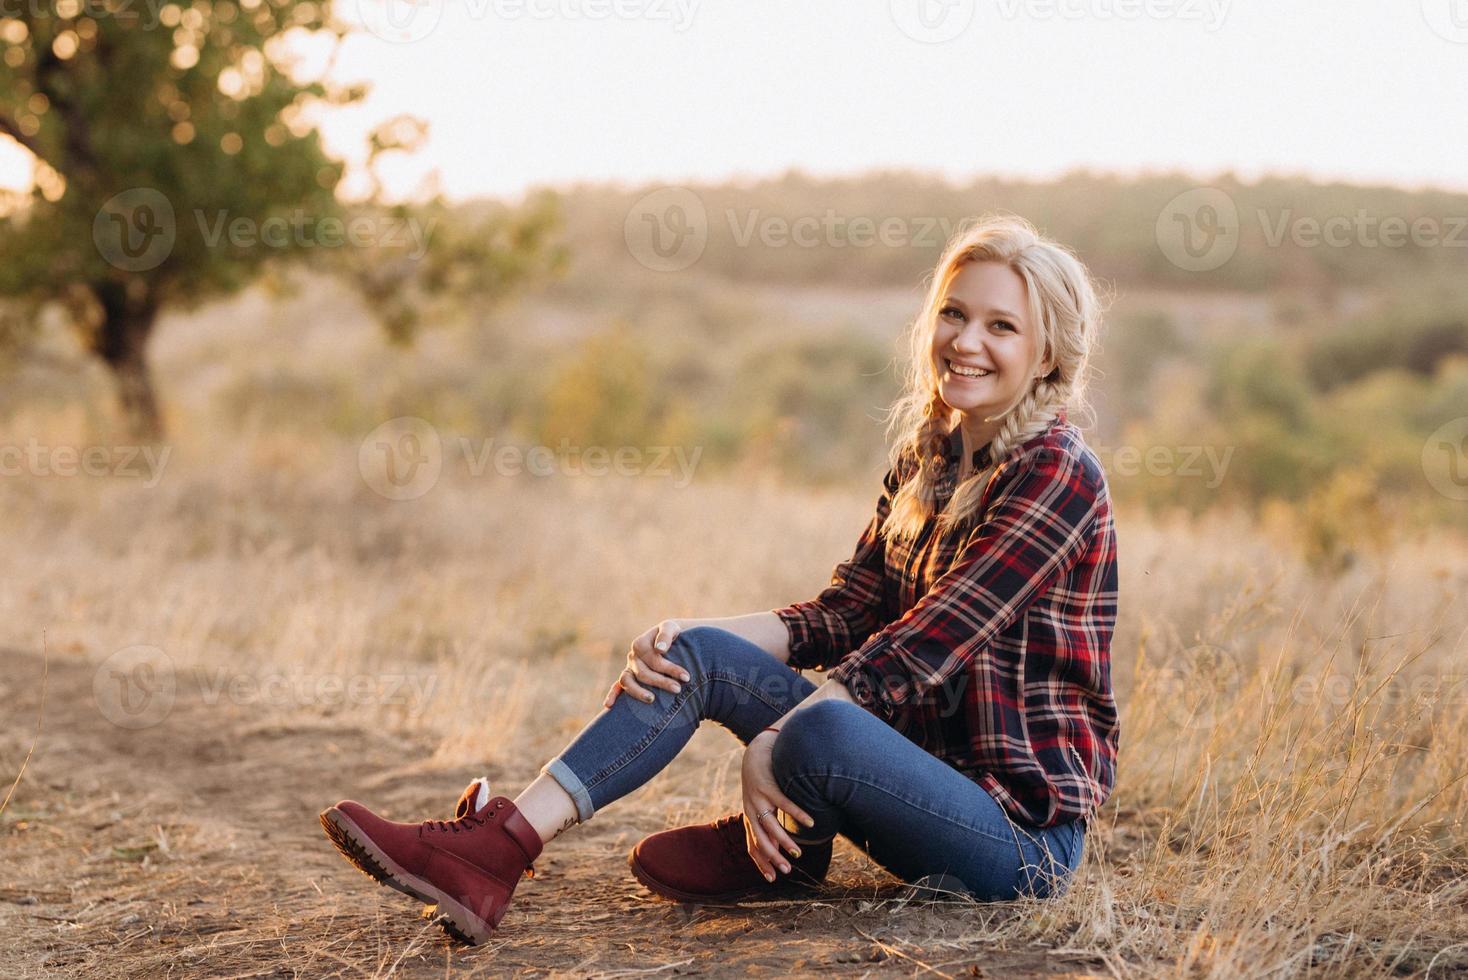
[772,413,1119,828]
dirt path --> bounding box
[1,649,1106,978]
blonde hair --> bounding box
[881,214,1106,543]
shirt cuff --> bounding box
[771,605,821,670]
[827,638,910,721]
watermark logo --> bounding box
[890,0,975,43]
[1158,187,1468,272]
[1422,417,1468,501]
[358,418,705,499]
[1421,0,1468,43]
[356,0,444,43]
[625,187,708,272]
[93,191,437,271]
[94,645,176,730]
[92,645,439,728]
[1152,643,1240,730]
[359,416,444,501]
[1156,187,1239,272]
[94,187,176,272]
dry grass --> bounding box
[2,278,1467,976]
[2,411,1466,977]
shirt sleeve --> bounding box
[771,463,904,671]
[826,444,1103,719]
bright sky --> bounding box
[4,0,1468,203]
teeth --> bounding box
[947,359,991,378]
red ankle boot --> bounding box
[629,813,832,903]
[320,794,542,944]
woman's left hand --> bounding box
[739,731,813,882]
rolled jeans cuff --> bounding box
[542,757,595,823]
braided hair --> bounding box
[881,214,1107,543]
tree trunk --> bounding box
[91,280,163,441]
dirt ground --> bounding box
[0,648,1113,979]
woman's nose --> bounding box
[952,326,986,353]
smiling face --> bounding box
[931,260,1051,447]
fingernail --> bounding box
[680,673,690,682]
[803,819,815,828]
[671,684,681,694]
[765,872,775,882]
[657,642,668,651]
[780,864,790,874]
[791,847,801,858]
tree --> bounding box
[0,2,562,439]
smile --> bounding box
[945,359,993,379]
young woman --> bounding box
[320,214,1119,945]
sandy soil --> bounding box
[0,648,1112,979]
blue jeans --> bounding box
[542,626,1085,900]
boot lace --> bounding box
[424,812,489,834]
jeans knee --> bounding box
[773,698,865,774]
[662,625,724,674]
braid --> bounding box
[937,378,1067,533]
[883,394,950,541]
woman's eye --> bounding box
[993,320,1016,332]
[940,306,965,322]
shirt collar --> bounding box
[943,407,1068,472]
[944,423,993,471]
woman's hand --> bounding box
[604,619,695,708]
[740,730,814,882]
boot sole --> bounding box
[319,807,495,946]
[627,848,827,905]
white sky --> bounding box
[4,0,1467,203]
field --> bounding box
[2,270,1468,978]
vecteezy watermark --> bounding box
[0,0,172,30]
[994,0,1230,30]
[624,187,709,272]
[1157,187,1468,272]
[94,645,177,730]
[94,187,176,273]
[0,438,171,486]
[93,188,436,272]
[1422,417,1468,501]
[725,210,959,250]
[889,0,976,43]
[352,0,699,43]
[1155,187,1241,272]
[1420,0,1468,43]
[359,417,443,501]
[624,188,964,272]
[192,667,439,715]
[1092,442,1234,489]
[1151,643,1241,731]
[358,416,704,501]
[93,645,440,729]
[1290,671,1468,710]
[194,209,436,259]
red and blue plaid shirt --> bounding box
[773,413,1119,828]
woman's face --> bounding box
[931,260,1049,424]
